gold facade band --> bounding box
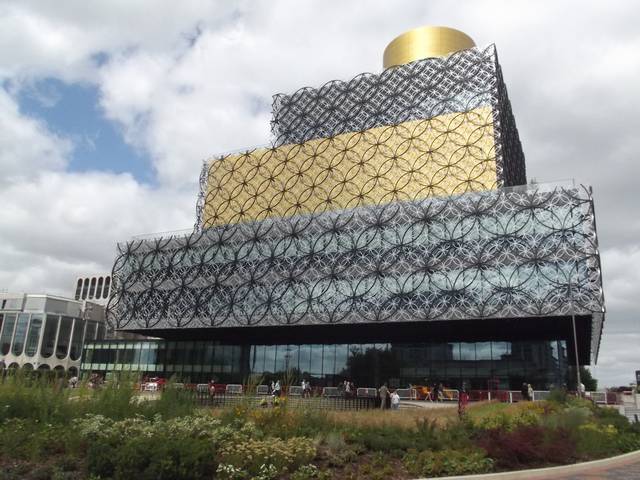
[383,26,476,68]
[203,107,496,227]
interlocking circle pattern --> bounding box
[196,45,526,230]
[109,185,604,352]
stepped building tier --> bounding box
[99,27,604,390]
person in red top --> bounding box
[458,383,469,418]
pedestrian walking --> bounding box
[521,382,529,401]
[379,384,389,410]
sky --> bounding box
[0,0,638,387]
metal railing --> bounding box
[225,384,243,395]
[356,387,377,398]
[396,388,418,400]
[194,392,375,410]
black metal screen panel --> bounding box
[109,184,604,358]
[271,45,525,185]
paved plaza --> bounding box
[424,450,640,480]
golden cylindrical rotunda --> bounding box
[383,25,475,68]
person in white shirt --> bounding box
[390,390,400,410]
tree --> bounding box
[569,366,597,391]
[580,367,598,391]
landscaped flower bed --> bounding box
[1,375,639,479]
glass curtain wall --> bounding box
[13,315,30,356]
[69,319,86,361]
[82,339,568,389]
[40,315,59,358]
[24,314,44,357]
[0,313,17,355]
[55,317,74,359]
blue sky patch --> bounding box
[17,78,154,184]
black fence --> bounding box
[193,392,377,411]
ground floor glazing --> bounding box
[81,338,568,390]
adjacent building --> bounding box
[74,275,112,305]
[0,293,106,375]
[86,26,605,390]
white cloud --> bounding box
[592,333,640,388]
[0,171,195,296]
[0,89,71,184]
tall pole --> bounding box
[570,276,582,395]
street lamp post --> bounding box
[569,274,582,396]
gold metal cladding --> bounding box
[383,26,476,68]
[203,107,497,227]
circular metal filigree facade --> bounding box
[109,185,604,350]
[195,45,526,230]
[108,42,603,362]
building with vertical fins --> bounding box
[83,26,605,390]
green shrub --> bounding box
[478,425,576,468]
[112,434,215,480]
[592,405,634,432]
[476,408,540,432]
[217,436,316,476]
[543,406,591,431]
[290,464,331,480]
[404,448,494,476]
[548,388,569,404]
[615,432,640,453]
[148,383,196,418]
[575,423,619,459]
[0,373,73,423]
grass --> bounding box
[327,405,458,429]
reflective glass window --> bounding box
[250,345,265,374]
[174,341,187,365]
[165,341,177,366]
[451,342,462,361]
[189,341,202,367]
[96,277,104,299]
[84,321,97,342]
[264,345,276,374]
[55,316,74,359]
[139,343,151,366]
[299,344,311,374]
[309,345,323,375]
[89,277,97,299]
[476,342,492,360]
[117,344,135,365]
[288,345,300,372]
[97,324,106,340]
[84,345,94,364]
[335,345,348,377]
[459,342,476,378]
[202,343,214,370]
[231,345,242,374]
[0,313,17,355]
[69,319,85,360]
[275,345,291,373]
[81,278,89,299]
[103,276,111,299]
[323,344,336,376]
[147,342,160,366]
[11,313,30,356]
[460,343,475,361]
[25,314,43,357]
[220,345,232,373]
[40,315,59,358]
[74,280,82,300]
